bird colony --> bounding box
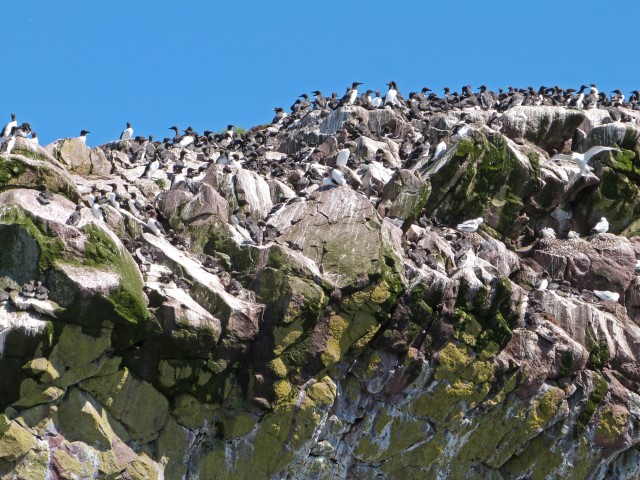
[1,81,640,479]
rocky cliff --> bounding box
[1,95,640,479]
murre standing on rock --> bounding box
[127,192,144,218]
[341,82,363,106]
[37,186,54,205]
[147,211,165,236]
[1,127,17,155]
[91,202,104,222]
[120,122,134,141]
[22,280,36,298]
[78,130,91,144]
[550,146,620,176]
[141,153,160,179]
[66,204,83,227]
[1,113,17,140]
[384,81,401,107]
[35,282,49,301]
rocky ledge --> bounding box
[1,96,640,479]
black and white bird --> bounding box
[37,186,54,205]
[106,184,120,209]
[147,211,165,236]
[91,202,104,222]
[66,205,83,226]
[272,107,287,124]
[87,186,98,207]
[371,91,383,108]
[384,81,401,107]
[34,282,49,301]
[141,155,160,179]
[312,91,327,110]
[550,146,620,176]
[341,82,363,106]
[456,217,483,233]
[127,192,144,217]
[120,122,134,141]
[1,113,16,140]
[30,131,38,145]
[78,130,91,144]
[22,280,36,298]
[1,127,17,155]
[176,129,195,148]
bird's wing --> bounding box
[549,153,575,162]
[583,146,618,161]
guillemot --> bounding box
[340,82,363,106]
[120,122,134,141]
[78,130,91,144]
[1,113,16,140]
[66,204,83,226]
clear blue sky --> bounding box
[2,0,638,146]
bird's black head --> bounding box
[10,113,15,120]
[227,124,234,130]
[353,82,363,87]
[80,130,90,136]
[169,126,179,131]
[312,90,321,96]
[127,122,131,128]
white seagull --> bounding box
[592,217,609,234]
[433,140,447,161]
[331,167,347,186]
[120,122,134,141]
[541,227,556,239]
[550,146,620,176]
[567,230,580,239]
[593,290,619,303]
[336,147,350,167]
[456,217,483,233]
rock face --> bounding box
[1,98,640,479]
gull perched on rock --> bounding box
[541,227,556,239]
[456,217,483,233]
[593,290,620,302]
[336,146,350,167]
[592,217,609,234]
[567,230,580,239]
[550,146,620,176]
